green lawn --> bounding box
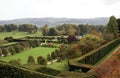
[0,31,42,39]
[0,47,58,64]
[47,60,69,71]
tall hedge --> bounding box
[79,38,120,65]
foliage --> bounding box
[106,16,119,38]
[37,56,47,66]
[4,36,14,42]
[2,48,9,56]
[0,62,55,78]
[8,46,16,55]
[35,67,61,76]
[4,24,17,32]
[27,56,35,64]
[67,35,78,44]
[0,25,5,32]
[48,28,58,36]
[18,24,37,34]
[9,59,21,66]
[69,38,120,71]
[0,49,2,57]
[42,24,49,36]
[47,54,52,61]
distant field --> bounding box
[0,31,42,39]
[0,47,58,64]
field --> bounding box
[0,47,58,64]
[0,31,42,39]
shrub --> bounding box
[2,48,9,56]
[8,47,16,55]
[47,54,52,61]
[0,49,2,57]
[27,56,35,64]
[51,52,57,59]
[37,56,47,66]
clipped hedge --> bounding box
[36,67,61,76]
[69,38,120,71]
[0,61,56,78]
[78,38,120,65]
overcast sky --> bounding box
[0,0,120,20]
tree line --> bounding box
[0,24,38,34]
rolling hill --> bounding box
[0,17,109,26]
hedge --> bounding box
[35,67,61,76]
[0,61,56,78]
[69,38,120,71]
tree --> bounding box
[2,48,9,56]
[48,28,58,36]
[18,24,37,34]
[4,36,14,42]
[116,19,120,35]
[78,24,88,35]
[8,47,16,55]
[37,56,47,66]
[4,24,17,32]
[47,54,52,61]
[0,25,5,32]
[42,24,49,36]
[51,52,57,59]
[27,56,35,64]
[67,35,78,44]
[106,16,119,38]
[0,49,2,57]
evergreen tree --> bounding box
[106,16,119,38]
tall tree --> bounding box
[116,19,120,34]
[42,24,49,36]
[106,16,119,38]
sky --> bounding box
[0,0,120,20]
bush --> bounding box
[47,54,52,61]
[9,59,21,66]
[27,56,35,64]
[2,48,9,56]
[37,56,47,66]
[0,49,2,57]
[8,47,16,55]
[51,52,57,59]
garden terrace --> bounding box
[69,38,120,72]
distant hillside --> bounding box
[0,17,109,26]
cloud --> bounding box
[103,0,120,5]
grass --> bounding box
[0,47,58,64]
[0,31,42,39]
[95,44,120,66]
[47,60,69,71]
[1,42,18,46]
